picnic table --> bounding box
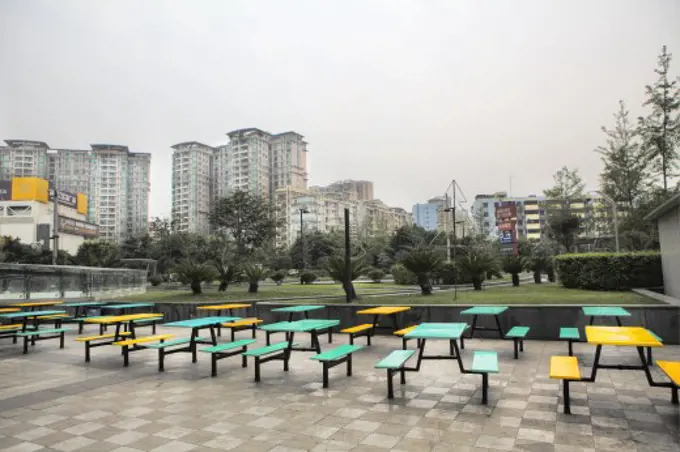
[12,301,63,311]
[62,301,108,318]
[0,310,67,331]
[271,305,325,322]
[259,319,340,353]
[582,306,631,326]
[583,326,662,383]
[460,306,509,338]
[403,322,468,368]
[164,316,241,362]
[83,313,162,341]
[356,306,411,332]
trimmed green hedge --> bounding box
[555,252,662,290]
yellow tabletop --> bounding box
[197,303,251,310]
[13,301,63,307]
[0,308,20,313]
[356,306,411,315]
[586,326,663,348]
[84,313,163,324]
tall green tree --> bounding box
[638,45,680,192]
[399,247,443,295]
[326,254,367,301]
[597,101,651,210]
[544,167,585,253]
[289,230,338,270]
[75,240,121,267]
[210,191,282,259]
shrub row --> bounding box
[555,252,663,291]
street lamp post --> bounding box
[299,208,309,284]
[50,186,59,265]
[594,191,619,253]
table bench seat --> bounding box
[505,326,530,359]
[310,344,363,388]
[341,324,373,346]
[113,334,175,367]
[469,351,499,405]
[16,327,71,354]
[0,323,22,331]
[201,339,257,377]
[657,360,680,404]
[375,350,416,399]
[222,318,263,340]
[393,325,418,350]
[550,356,582,414]
[559,327,580,356]
[75,331,132,362]
[143,337,206,372]
[242,341,295,382]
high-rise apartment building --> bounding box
[311,180,374,202]
[1,140,151,243]
[89,144,151,242]
[219,128,272,198]
[171,142,213,234]
[270,132,308,192]
[0,140,50,179]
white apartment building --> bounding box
[219,128,272,198]
[0,140,50,179]
[1,140,151,243]
[171,142,213,234]
[271,132,308,192]
[89,144,150,242]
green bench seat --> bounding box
[200,339,257,377]
[559,327,580,356]
[375,350,416,399]
[469,351,499,405]
[16,327,71,354]
[242,342,296,382]
[505,326,530,359]
[310,344,363,388]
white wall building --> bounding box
[0,140,50,179]
[646,193,680,298]
[171,141,213,234]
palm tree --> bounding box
[173,259,218,295]
[326,254,367,301]
[458,246,498,291]
[528,243,554,284]
[399,247,443,295]
[241,264,270,293]
[502,255,528,287]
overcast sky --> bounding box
[1,1,679,218]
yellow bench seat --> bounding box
[393,326,417,336]
[222,318,263,328]
[75,332,131,342]
[113,334,175,347]
[37,314,71,319]
[341,324,373,334]
[657,361,680,386]
[550,356,581,380]
[0,324,22,331]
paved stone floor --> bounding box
[0,326,679,452]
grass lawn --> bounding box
[115,282,658,305]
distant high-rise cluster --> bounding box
[0,139,150,243]
[171,129,411,245]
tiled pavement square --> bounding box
[1,326,679,451]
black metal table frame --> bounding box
[587,316,625,327]
[465,314,505,339]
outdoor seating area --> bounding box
[1,301,679,451]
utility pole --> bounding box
[51,182,59,265]
[344,208,352,302]
[299,208,309,284]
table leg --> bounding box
[495,315,504,338]
[468,315,478,338]
[589,316,594,326]
[311,331,321,354]
[616,316,622,327]
[585,345,603,382]
[209,326,217,345]
[191,328,198,363]
[284,332,295,372]
[129,322,137,340]
[288,313,294,322]
[451,340,465,374]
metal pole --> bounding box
[452,180,457,301]
[52,184,59,265]
[299,209,305,284]
[344,208,351,303]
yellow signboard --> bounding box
[11,177,48,203]
[77,193,88,214]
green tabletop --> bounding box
[104,303,155,309]
[62,302,107,308]
[260,319,339,333]
[271,305,325,313]
[582,307,631,317]
[165,316,241,328]
[0,310,67,319]
[460,306,508,315]
[404,322,468,340]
